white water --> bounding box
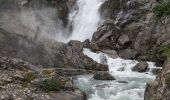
[73,48,160,100]
[63,0,104,42]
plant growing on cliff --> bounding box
[159,44,170,58]
[164,72,170,87]
[153,0,170,18]
[42,79,63,92]
[42,69,52,76]
[23,72,36,82]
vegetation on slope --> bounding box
[153,0,170,18]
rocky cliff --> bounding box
[92,0,170,64]
[92,0,170,99]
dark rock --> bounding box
[88,42,99,51]
[117,67,125,71]
[118,49,138,59]
[132,61,148,72]
[93,71,115,80]
[96,84,110,88]
[152,68,162,74]
[68,40,83,52]
[83,56,109,71]
[117,81,128,84]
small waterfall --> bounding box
[63,0,104,42]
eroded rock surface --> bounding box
[0,56,86,100]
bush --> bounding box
[159,45,170,57]
[42,79,63,92]
[23,72,36,82]
[153,0,170,18]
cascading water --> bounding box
[73,49,161,100]
[63,0,104,42]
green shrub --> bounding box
[23,72,36,82]
[159,44,170,57]
[153,0,170,18]
[164,72,170,87]
[42,79,63,92]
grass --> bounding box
[153,0,170,18]
[42,69,52,76]
[23,72,36,82]
[42,79,63,92]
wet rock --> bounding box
[93,71,115,80]
[83,56,109,71]
[118,49,138,59]
[117,81,128,84]
[132,61,148,72]
[101,50,119,59]
[117,67,125,71]
[100,54,107,65]
[96,84,110,88]
[152,68,162,74]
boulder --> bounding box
[93,71,115,80]
[118,49,138,59]
[101,50,119,59]
[64,81,74,90]
[83,56,109,71]
[132,61,148,72]
[118,34,130,46]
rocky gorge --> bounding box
[0,0,170,100]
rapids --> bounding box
[73,49,160,100]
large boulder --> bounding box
[101,50,119,59]
[118,34,130,46]
[93,71,115,80]
[118,49,138,59]
[54,40,109,71]
[132,61,148,72]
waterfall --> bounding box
[60,0,104,42]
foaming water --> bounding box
[64,0,104,42]
[73,48,160,100]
